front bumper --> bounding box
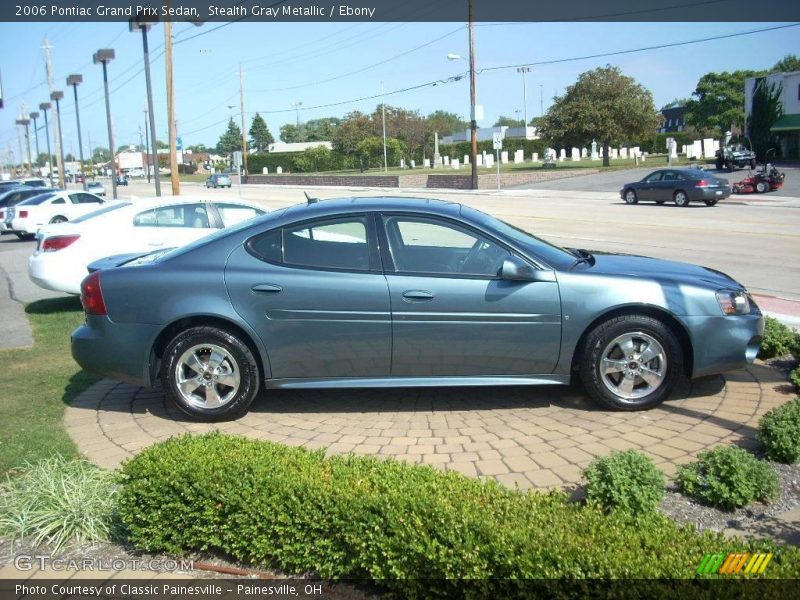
[71,316,161,388]
[683,312,764,378]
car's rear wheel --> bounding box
[579,315,683,411]
[704,199,718,206]
[162,326,260,421]
[624,189,638,204]
[755,181,769,193]
[674,190,690,207]
[49,215,67,223]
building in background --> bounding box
[659,105,687,133]
[745,70,800,159]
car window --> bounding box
[276,217,370,271]
[248,229,282,263]
[77,193,102,204]
[18,193,57,206]
[214,203,265,227]
[644,172,663,183]
[134,203,210,228]
[52,197,66,204]
[383,216,510,277]
[662,172,676,182]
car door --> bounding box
[638,171,663,201]
[379,214,562,377]
[225,214,391,379]
[130,203,215,251]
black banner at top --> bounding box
[2,0,800,23]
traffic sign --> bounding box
[492,133,503,150]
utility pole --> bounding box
[88,131,94,179]
[381,82,388,172]
[42,37,65,188]
[39,102,53,185]
[67,74,86,189]
[93,49,117,199]
[29,111,41,169]
[539,84,544,116]
[516,67,530,127]
[15,121,24,176]
[130,19,161,196]
[239,63,248,178]
[468,0,478,190]
[143,107,151,183]
[165,19,180,195]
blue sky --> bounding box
[0,20,798,161]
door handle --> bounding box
[251,283,283,293]
[402,290,434,301]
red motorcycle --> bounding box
[732,163,785,194]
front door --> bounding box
[380,215,562,376]
[225,215,392,379]
[638,171,663,201]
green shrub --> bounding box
[791,368,800,393]
[759,398,800,463]
[582,450,665,515]
[758,316,800,359]
[117,433,800,593]
[676,446,779,510]
[0,457,119,550]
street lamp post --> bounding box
[15,117,32,176]
[67,74,86,190]
[467,0,478,190]
[49,91,66,187]
[39,103,53,185]
[516,67,531,128]
[130,19,161,196]
[93,49,117,200]
[29,112,41,172]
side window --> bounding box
[68,193,82,204]
[79,193,102,204]
[52,197,66,205]
[215,203,265,227]
[645,172,663,183]
[283,217,369,271]
[662,172,676,182]
[134,204,210,228]
[133,209,157,226]
[248,229,282,263]
[383,216,510,277]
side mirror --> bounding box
[501,256,555,282]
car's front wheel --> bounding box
[674,190,690,207]
[162,326,260,421]
[624,189,638,204]
[579,315,683,411]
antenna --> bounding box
[304,191,319,204]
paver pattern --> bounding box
[65,362,793,489]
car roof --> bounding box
[109,195,266,213]
[282,196,458,219]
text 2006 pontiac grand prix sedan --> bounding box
[71,197,763,421]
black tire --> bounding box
[579,315,683,411]
[623,189,638,205]
[704,199,718,206]
[750,159,757,169]
[755,181,769,194]
[49,215,67,224]
[161,326,260,421]
[727,163,734,172]
[715,160,723,170]
[673,190,690,207]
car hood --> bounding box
[575,251,742,289]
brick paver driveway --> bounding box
[65,363,792,489]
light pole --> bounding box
[93,49,117,200]
[29,112,41,172]
[516,67,531,127]
[49,91,66,187]
[67,74,86,189]
[39,102,53,185]
[15,116,32,176]
[130,19,161,196]
[539,84,544,116]
[143,107,151,183]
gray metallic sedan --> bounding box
[621,168,731,207]
[72,197,763,421]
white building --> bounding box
[745,70,800,159]
[267,141,333,153]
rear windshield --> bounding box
[72,202,131,223]
[18,193,57,206]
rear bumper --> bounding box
[683,313,764,378]
[28,252,84,294]
[691,187,731,201]
[10,219,41,235]
[71,316,161,388]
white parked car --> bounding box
[29,197,267,294]
[87,181,106,196]
[7,190,108,239]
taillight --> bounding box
[19,210,28,218]
[695,179,709,187]
[80,272,107,316]
[42,234,80,252]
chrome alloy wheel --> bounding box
[599,332,667,402]
[174,344,241,409]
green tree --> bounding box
[493,115,525,127]
[425,110,467,136]
[332,111,374,159]
[216,118,242,159]
[772,54,800,72]
[65,153,75,162]
[304,117,341,141]
[292,145,333,172]
[356,136,406,169]
[540,66,660,167]
[249,113,274,152]
[35,152,51,167]
[186,144,209,153]
[92,147,110,162]
[685,70,764,135]
[279,123,307,143]
[662,98,691,109]
[155,140,169,149]
[747,77,783,160]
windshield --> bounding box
[460,205,576,269]
[18,193,57,206]
[72,202,131,223]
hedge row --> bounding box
[117,433,800,597]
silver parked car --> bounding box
[72,197,763,421]
[206,174,232,189]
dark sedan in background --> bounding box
[621,168,731,207]
[72,197,763,422]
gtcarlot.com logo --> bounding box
[696,552,773,575]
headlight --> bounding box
[716,290,751,315]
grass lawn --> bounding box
[0,297,97,474]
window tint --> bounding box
[662,172,677,182]
[134,203,210,228]
[215,203,265,227]
[78,193,102,204]
[18,193,57,206]
[248,229,282,263]
[384,216,510,277]
[645,172,663,183]
[52,197,66,204]
[283,217,369,270]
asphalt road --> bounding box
[512,164,800,198]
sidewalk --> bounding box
[753,294,800,328]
